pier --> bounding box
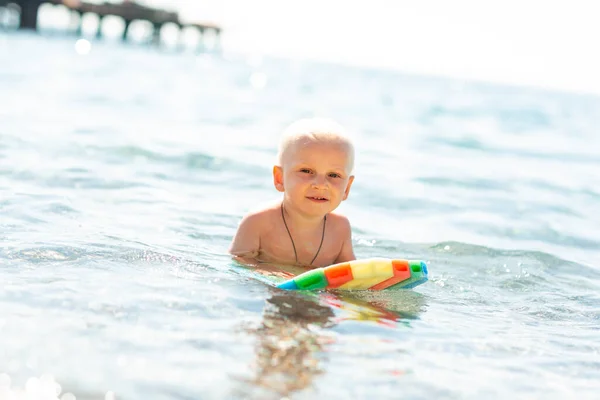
[0,0,222,49]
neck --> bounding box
[281,199,325,230]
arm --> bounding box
[229,213,261,266]
[334,216,356,264]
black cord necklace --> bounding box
[280,202,326,266]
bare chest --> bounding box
[259,222,341,268]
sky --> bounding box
[51,0,600,95]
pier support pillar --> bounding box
[195,28,205,52]
[122,18,131,41]
[151,22,162,45]
[96,15,103,38]
[72,10,83,36]
[19,0,42,30]
[213,31,222,52]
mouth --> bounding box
[306,196,329,203]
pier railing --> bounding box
[0,0,221,48]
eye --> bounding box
[328,172,341,178]
[300,168,312,174]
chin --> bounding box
[305,202,336,215]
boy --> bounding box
[229,117,356,269]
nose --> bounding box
[311,174,328,188]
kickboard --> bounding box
[232,258,429,291]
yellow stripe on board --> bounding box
[338,259,394,289]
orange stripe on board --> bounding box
[370,259,411,290]
[325,263,353,288]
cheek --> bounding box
[285,174,307,189]
[290,173,312,185]
[330,179,349,193]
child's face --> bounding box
[273,139,354,217]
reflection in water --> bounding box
[242,291,335,398]
[241,289,428,398]
[329,290,429,328]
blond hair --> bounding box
[277,117,355,173]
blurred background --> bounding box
[3,0,600,94]
[1,1,600,399]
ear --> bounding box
[342,175,354,200]
[273,166,285,192]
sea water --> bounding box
[1,32,599,400]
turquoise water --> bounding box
[1,32,600,399]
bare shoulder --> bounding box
[229,203,280,257]
[241,202,281,225]
[326,212,352,234]
[231,202,281,238]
